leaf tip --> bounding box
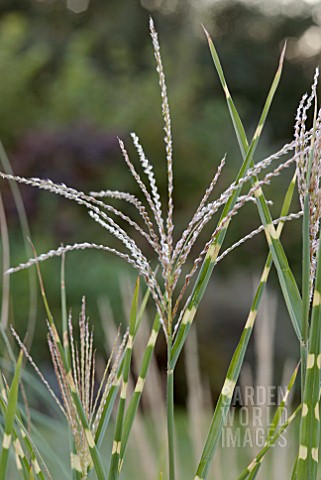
[279,40,287,68]
[201,23,210,41]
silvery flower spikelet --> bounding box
[11,299,127,478]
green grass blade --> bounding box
[268,362,300,440]
[238,404,302,480]
[0,389,30,480]
[120,313,161,466]
[205,30,302,340]
[297,229,321,479]
[246,362,300,480]
[202,26,249,155]
[95,379,121,448]
[17,415,53,480]
[193,172,296,479]
[193,294,261,479]
[0,381,50,480]
[0,141,37,349]
[193,269,274,478]
[0,351,23,478]
[171,34,291,368]
[135,284,151,335]
[108,278,139,480]
[95,284,152,449]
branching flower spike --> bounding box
[1,19,303,340]
[295,67,321,293]
[11,300,127,479]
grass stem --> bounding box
[167,338,175,480]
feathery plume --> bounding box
[12,303,126,478]
[1,20,306,339]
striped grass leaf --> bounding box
[94,284,152,449]
[193,173,297,480]
[95,374,122,448]
[108,278,139,480]
[246,362,300,480]
[119,313,161,467]
[135,281,151,335]
[31,253,106,480]
[0,389,29,479]
[0,373,49,480]
[0,351,23,478]
[193,269,275,478]
[204,29,302,341]
[13,407,53,480]
[296,229,321,478]
[266,362,300,440]
[171,32,289,369]
[193,276,266,479]
[10,430,30,480]
[238,404,302,480]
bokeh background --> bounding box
[1,0,321,405]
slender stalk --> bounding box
[301,101,317,396]
[167,336,175,480]
[300,193,310,396]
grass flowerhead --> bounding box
[11,300,127,478]
[0,19,304,343]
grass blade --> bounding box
[238,404,302,480]
[0,140,37,349]
[119,313,161,466]
[0,351,23,478]
[297,231,321,478]
[95,284,152,449]
[0,388,30,479]
[171,33,292,369]
[108,278,139,480]
[193,172,296,479]
[0,372,50,480]
[204,29,302,340]
[247,362,300,479]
